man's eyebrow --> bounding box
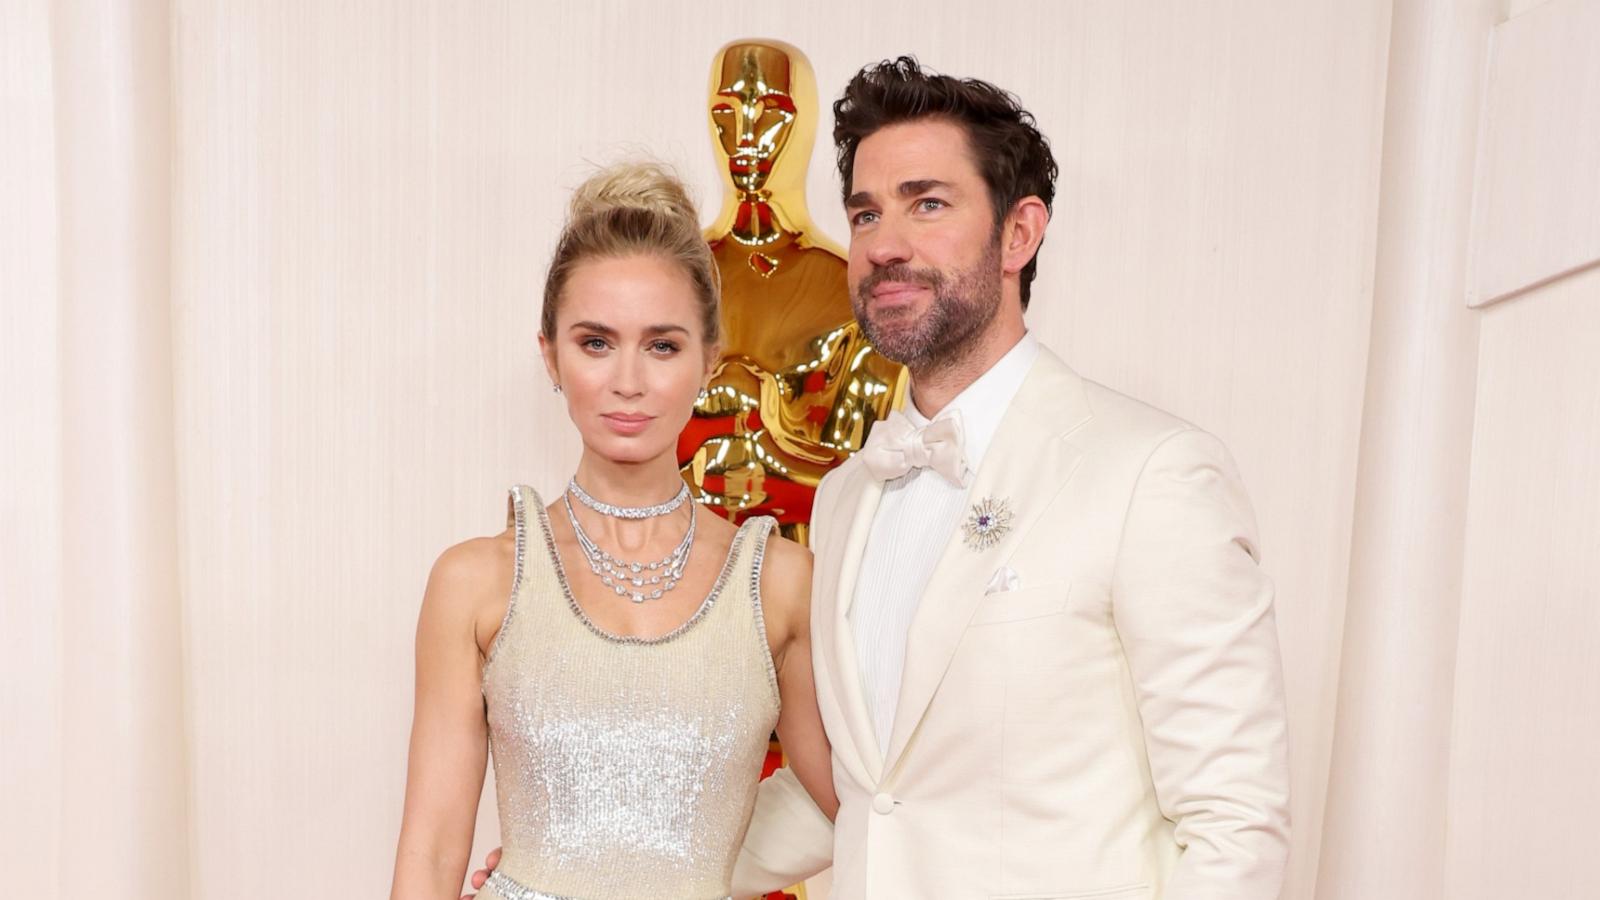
[897,179,953,197]
[845,180,956,209]
[844,190,875,209]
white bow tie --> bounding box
[858,409,968,487]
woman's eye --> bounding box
[581,337,609,352]
[650,340,680,354]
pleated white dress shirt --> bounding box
[849,331,1040,752]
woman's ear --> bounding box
[538,333,561,393]
[702,342,722,387]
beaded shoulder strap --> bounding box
[745,517,782,702]
[481,485,533,692]
[505,484,530,597]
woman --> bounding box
[389,162,837,900]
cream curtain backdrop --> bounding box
[3,2,188,898]
[4,1,1597,899]
[1,2,63,895]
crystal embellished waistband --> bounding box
[482,871,578,900]
[483,870,731,900]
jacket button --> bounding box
[872,792,896,815]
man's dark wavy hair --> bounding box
[833,56,1058,309]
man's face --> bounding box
[844,119,1004,369]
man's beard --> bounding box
[852,239,1003,371]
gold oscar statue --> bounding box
[678,39,906,545]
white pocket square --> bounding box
[984,566,1021,595]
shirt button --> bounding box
[872,792,896,815]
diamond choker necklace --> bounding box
[567,478,690,520]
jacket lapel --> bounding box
[812,462,886,785]
[882,350,1093,773]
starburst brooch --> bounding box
[962,496,1014,551]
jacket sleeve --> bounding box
[1110,427,1291,900]
[729,766,834,897]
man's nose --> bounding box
[863,218,912,269]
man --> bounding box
[477,56,1291,900]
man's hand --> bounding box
[458,847,501,900]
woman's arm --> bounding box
[390,537,510,900]
[762,535,840,821]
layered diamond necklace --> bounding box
[563,478,695,604]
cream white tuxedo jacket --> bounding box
[734,348,1291,900]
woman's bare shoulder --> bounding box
[758,528,814,637]
[421,530,516,624]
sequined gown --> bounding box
[477,486,782,900]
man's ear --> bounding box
[1001,196,1049,277]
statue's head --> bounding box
[708,39,816,195]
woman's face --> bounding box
[541,254,715,467]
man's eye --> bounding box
[851,211,879,227]
[917,198,946,212]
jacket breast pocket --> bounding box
[968,582,1071,626]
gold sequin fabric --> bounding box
[478,486,781,900]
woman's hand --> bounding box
[459,846,502,899]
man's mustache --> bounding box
[855,264,945,302]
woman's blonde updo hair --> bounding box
[541,161,722,348]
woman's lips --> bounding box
[601,413,654,436]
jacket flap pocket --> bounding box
[969,582,1070,626]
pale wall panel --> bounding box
[171,2,1388,896]
[0,1,61,895]
[170,2,556,892]
[1446,264,1600,898]
[1467,0,1600,304]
